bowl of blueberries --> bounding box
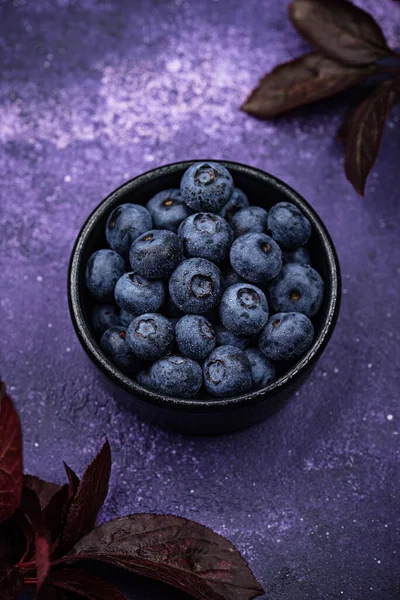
[68,160,341,435]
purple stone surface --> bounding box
[1,0,399,598]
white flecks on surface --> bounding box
[1,0,399,598]
[166,58,182,73]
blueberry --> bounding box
[219,283,269,336]
[119,309,136,328]
[127,313,174,361]
[91,304,120,337]
[136,367,155,391]
[283,247,311,266]
[268,263,324,317]
[244,348,276,388]
[169,258,222,314]
[114,272,165,314]
[129,229,183,280]
[219,188,249,222]
[146,189,192,232]
[215,325,250,351]
[100,326,140,374]
[203,345,252,398]
[178,212,233,264]
[85,249,125,302]
[268,202,311,249]
[221,265,245,291]
[150,355,203,398]
[106,204,152,255]
[180,162,234,212]
[230,232,282,285]
[175,315,216,360]
[231,206,268,238]
[259,312,314,361]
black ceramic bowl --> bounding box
[68,160,341,435]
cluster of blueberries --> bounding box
[85,162,324,399]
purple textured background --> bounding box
[1,0,400,598]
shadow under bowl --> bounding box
[68,160,341,435]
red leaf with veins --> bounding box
[289,0,392,66]
[344,78,400,195]
[0,384,23,524]
[0,396,263,600]
[241,53,379,119]
[60,514,264,600]
[61,441,111,548]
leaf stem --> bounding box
[18,560,36,572]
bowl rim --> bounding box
[68,160,341,413]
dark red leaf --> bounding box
[0,523,24,600]
[43,485,70,544]
[0,509,32,564]
[62,441,111,549]
[21,481,71,558]
[45,466,79,558]
[0,383,23,524]
[24,475,61,510]
[344,79,399,195]
[20,487,47,536]
[337,105,359,142]
[41,464,80,555]
[61,514,264,600]
[63,463,80,499]
[13,510,35,562]
[53,568,127,600]
[336,86,381,141]
[288,0,392,66]
[36,534,51,590]
[35,576,60,600]
[0,559,23,600]
[241,53,379,119]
